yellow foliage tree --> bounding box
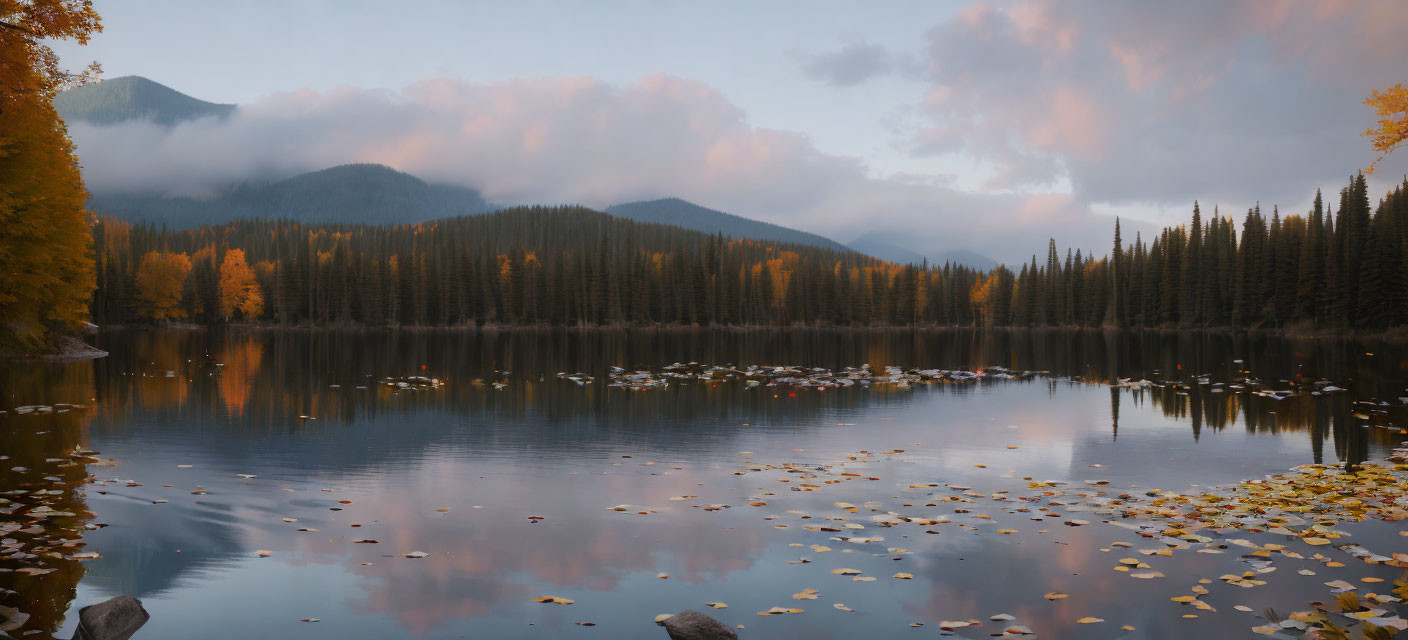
[135,252,191,320]
[970,274,994,325]
[0,1,103,349]
[1364,83,1408,175]
[218,248,263,321]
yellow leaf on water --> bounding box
[1044,592,1068,600]
[892,573,913,579]
[1077,617,1104,624]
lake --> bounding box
[4,328,1408,639]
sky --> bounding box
[51,0,1408,263]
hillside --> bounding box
[849,232,998,269]
[935,249,998,270]
[606,198,852,253]
[848,233,927,265]
[54,75,236,126]
[87,164,496,228]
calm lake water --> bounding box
[4,328,1408,639]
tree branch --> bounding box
[0,21,36,36]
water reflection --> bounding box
[1,328,1406,639]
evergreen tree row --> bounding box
[92,207,988,327]
[89,175,1408,331]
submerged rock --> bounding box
[656,609,737,640]
[71,596,149,640]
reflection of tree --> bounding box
[71,327,1408,451]
[0,361,96,639]
[1124,385,1384,466]
[217,335,264,416]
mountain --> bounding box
[87,164,496,228]
[605,198,852,253]
[935,249,998,270]
[849,232,999,269]
[54,75,236,126]
[848,233,927,265]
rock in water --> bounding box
[71,596,149,640]
[657,609,737,640]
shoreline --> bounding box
[91,322,1408,342]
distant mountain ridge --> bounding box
[88,164,496,228]
[848,232,998,269]
[606,198,851,253]
[54,75,236,126]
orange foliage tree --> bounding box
[0,1,103,349]
[1365,83,1408,175]
[135,252,191,320]
[218,248,263,321]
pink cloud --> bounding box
[913,0,1408,209]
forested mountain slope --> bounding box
[86,164,496,228]
[54,75,235,125]
[606,198,852,253]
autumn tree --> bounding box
[135,252,191,320]
[218,248,264,321]
[0,1,102,350]
[1365,83,1407,175]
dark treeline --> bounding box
[91,174,1408,331]
[93,207,990,327]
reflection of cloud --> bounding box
[226,459,775,635]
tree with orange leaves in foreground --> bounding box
[1365,83,1408,175]
[219,249,264,321]
[0,1,103,351]
[135,252,191,321]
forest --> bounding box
[88,173,1408,332]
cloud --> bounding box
[796,43,902,87]
[912,0,1408,213]
[68,73,1122,263]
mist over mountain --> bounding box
[54,75,235,126]
[87,164,495,228]
[57,77,1007,264]
[606,198,851,253]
